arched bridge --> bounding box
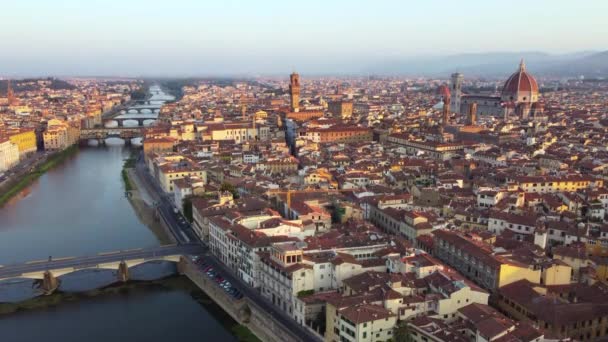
[119,105,162,115]
[0,244,204,290]
[104,114,158,127]
[80,127,145,140]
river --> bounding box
[0,86,237,341]
[0,279,236,342]
[0,147,160,264]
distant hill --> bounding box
[364,51,607,78]
[541,51,608,77]
[0,78,75,94]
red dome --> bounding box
[502,60,538,97]
[437,84,450,100]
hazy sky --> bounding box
[0,0,607,76]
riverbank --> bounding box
[125,165,174,245]
[121,151,137,192]
[0,145,78,207]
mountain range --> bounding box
[366,51,608,78]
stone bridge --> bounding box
[119,106,162,115]
[104,115,158,127]
[80,127,145,141]
[0,244,203,293]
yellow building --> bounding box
[513,175,603,193]
[156,158,206,193]
[434,230,571,291]
[43,119,80,151]
[43,126,68,151]
[7,129,37,157]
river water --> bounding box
[0,147,159,264]
[0,279,236,342]
[0,87,236,341]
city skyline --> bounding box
[3,3,608,342]
[1,0,607,76]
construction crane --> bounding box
[266,188,362,209]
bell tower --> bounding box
[7,80,16,105]
[289,72,300,112]
[468,102,478,125]
[450,73,463,115]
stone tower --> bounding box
[7,80,16,105]
[289,72,300,112]
[468,102,478,125]
[450,73,463,115]
[442,100,450,126]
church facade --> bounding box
[450,60,544,121]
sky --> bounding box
[0,0,607,77]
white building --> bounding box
[488,211,536,240]
[259,241,315,316]
[0,138,19,172]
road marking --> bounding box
[98,251,121,256]
[52,256,75,261]
[123,248,143,252]
[161,244,177,248]
[180,231,190,243]
[25,259,48,264]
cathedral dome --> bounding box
[501,60,539,103]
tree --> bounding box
[220,182,239,198]
[393,322,413,342]
[182,197,193,222]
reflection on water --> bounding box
[0,279,237,342]
[0,86,234,341]
[0,147,160,264]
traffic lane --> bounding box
[135,157,199,244]
[204,257,317,341]
[134,165,183,242]
[200,255,319,342]
[0,248,182,275]
[0,246,203,278]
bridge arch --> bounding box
[104,120,119,128]
[121,119,140,127]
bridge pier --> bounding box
[42,270,58,293]
[118,261,129,282]
[177,256,188,275]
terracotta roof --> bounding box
[502,60,539,96]
[339,303,395,324]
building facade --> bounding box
[0,137,19,172]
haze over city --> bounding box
[3,2,608,342]
[1,0,608,76]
